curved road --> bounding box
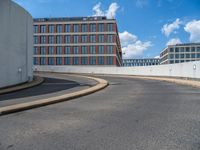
[0,75,200,150]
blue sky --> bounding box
[14,0,200,59]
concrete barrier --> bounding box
[0,0,33,88]
[34,61,200,79]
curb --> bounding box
[127,76,200,88]
[0,76,44,95]
[0,75,108,116]
[91,74,200,88]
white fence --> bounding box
[34,61,200,79]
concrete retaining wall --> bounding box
[0,0,33,88]
[34,61,200,79]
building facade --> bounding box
[0,0,33,88]
[123,58,160,67]
[33,17,122,67]
[160,43,200,64]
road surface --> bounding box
[0,75,200,150]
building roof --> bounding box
[34,16,115,22]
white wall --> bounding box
[34,61,200,79]
[0,0,33,88]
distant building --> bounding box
[33,16,122,66]
[123,58,160,67]
[0,0,33,88]
[160,43,200,64]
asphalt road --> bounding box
[0,73,96,107]
[0,75,200,150]
[0,77,80,101]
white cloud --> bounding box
[166,38,182,46]
[161,18,182,37]
[93,2,119,19]
[92,2,104,16]
[119,31,152,59]
[154,55,160,59]
[119,31,137,47]
[184,20,200,43]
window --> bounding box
[107,35,113,43]
[180,54,184,58]
[40,47,46,55]
[98,56,104,65]
[34,57,39,65]
[170,48,174,52]
[197,47,200,52]
[34,36,38,44]
[64,47,71,54]
[81,35,87,43]
[48,25,54,33]
[40,57,46,65]
[73,47,79,54]
[34,25,38,33]
[56,36,62,44]
[191,54,196,58]
[175,54,179,58]
[81,46,87,54]
[82,24,87,32]
[56,57,62,65]
[175,60,179,63]
[98,24,104,32]
[186,54,190,58]
[197,53,200,58]
[73,24,79,32]
[57,25,62,33]
[56,47,62,54]
[191,47,196,52]
[90,24,96,32]
[64,57,71,65]
[98,35,104,43]
[107,24,113,31]
[65,24,71,32]
[90,46,96,54]
[107,46,113,54]
[73,57,79,65]
[40,36,46,44]
[48,47,54,55]
[90,57,96,65]
[34,47,39,55]
[40,25,46,33]
[81,57,88,65]
[106,56,113,65]
[90,35,96,43]
[98,46,104,54]
[186,47,190,52]
[169,54,174,59]
[180,47,184,52]
[175,48,179,52]
[64,35,70,43]
[73,35,79,43]
[48,36,54,44]
[48,57,54,65]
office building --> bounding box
[160,43,200,64]
[33,16,122,66]
[123,58,160,67]
[0,0,33,88]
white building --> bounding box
[160,43,200,65]
[0,0,33,88]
